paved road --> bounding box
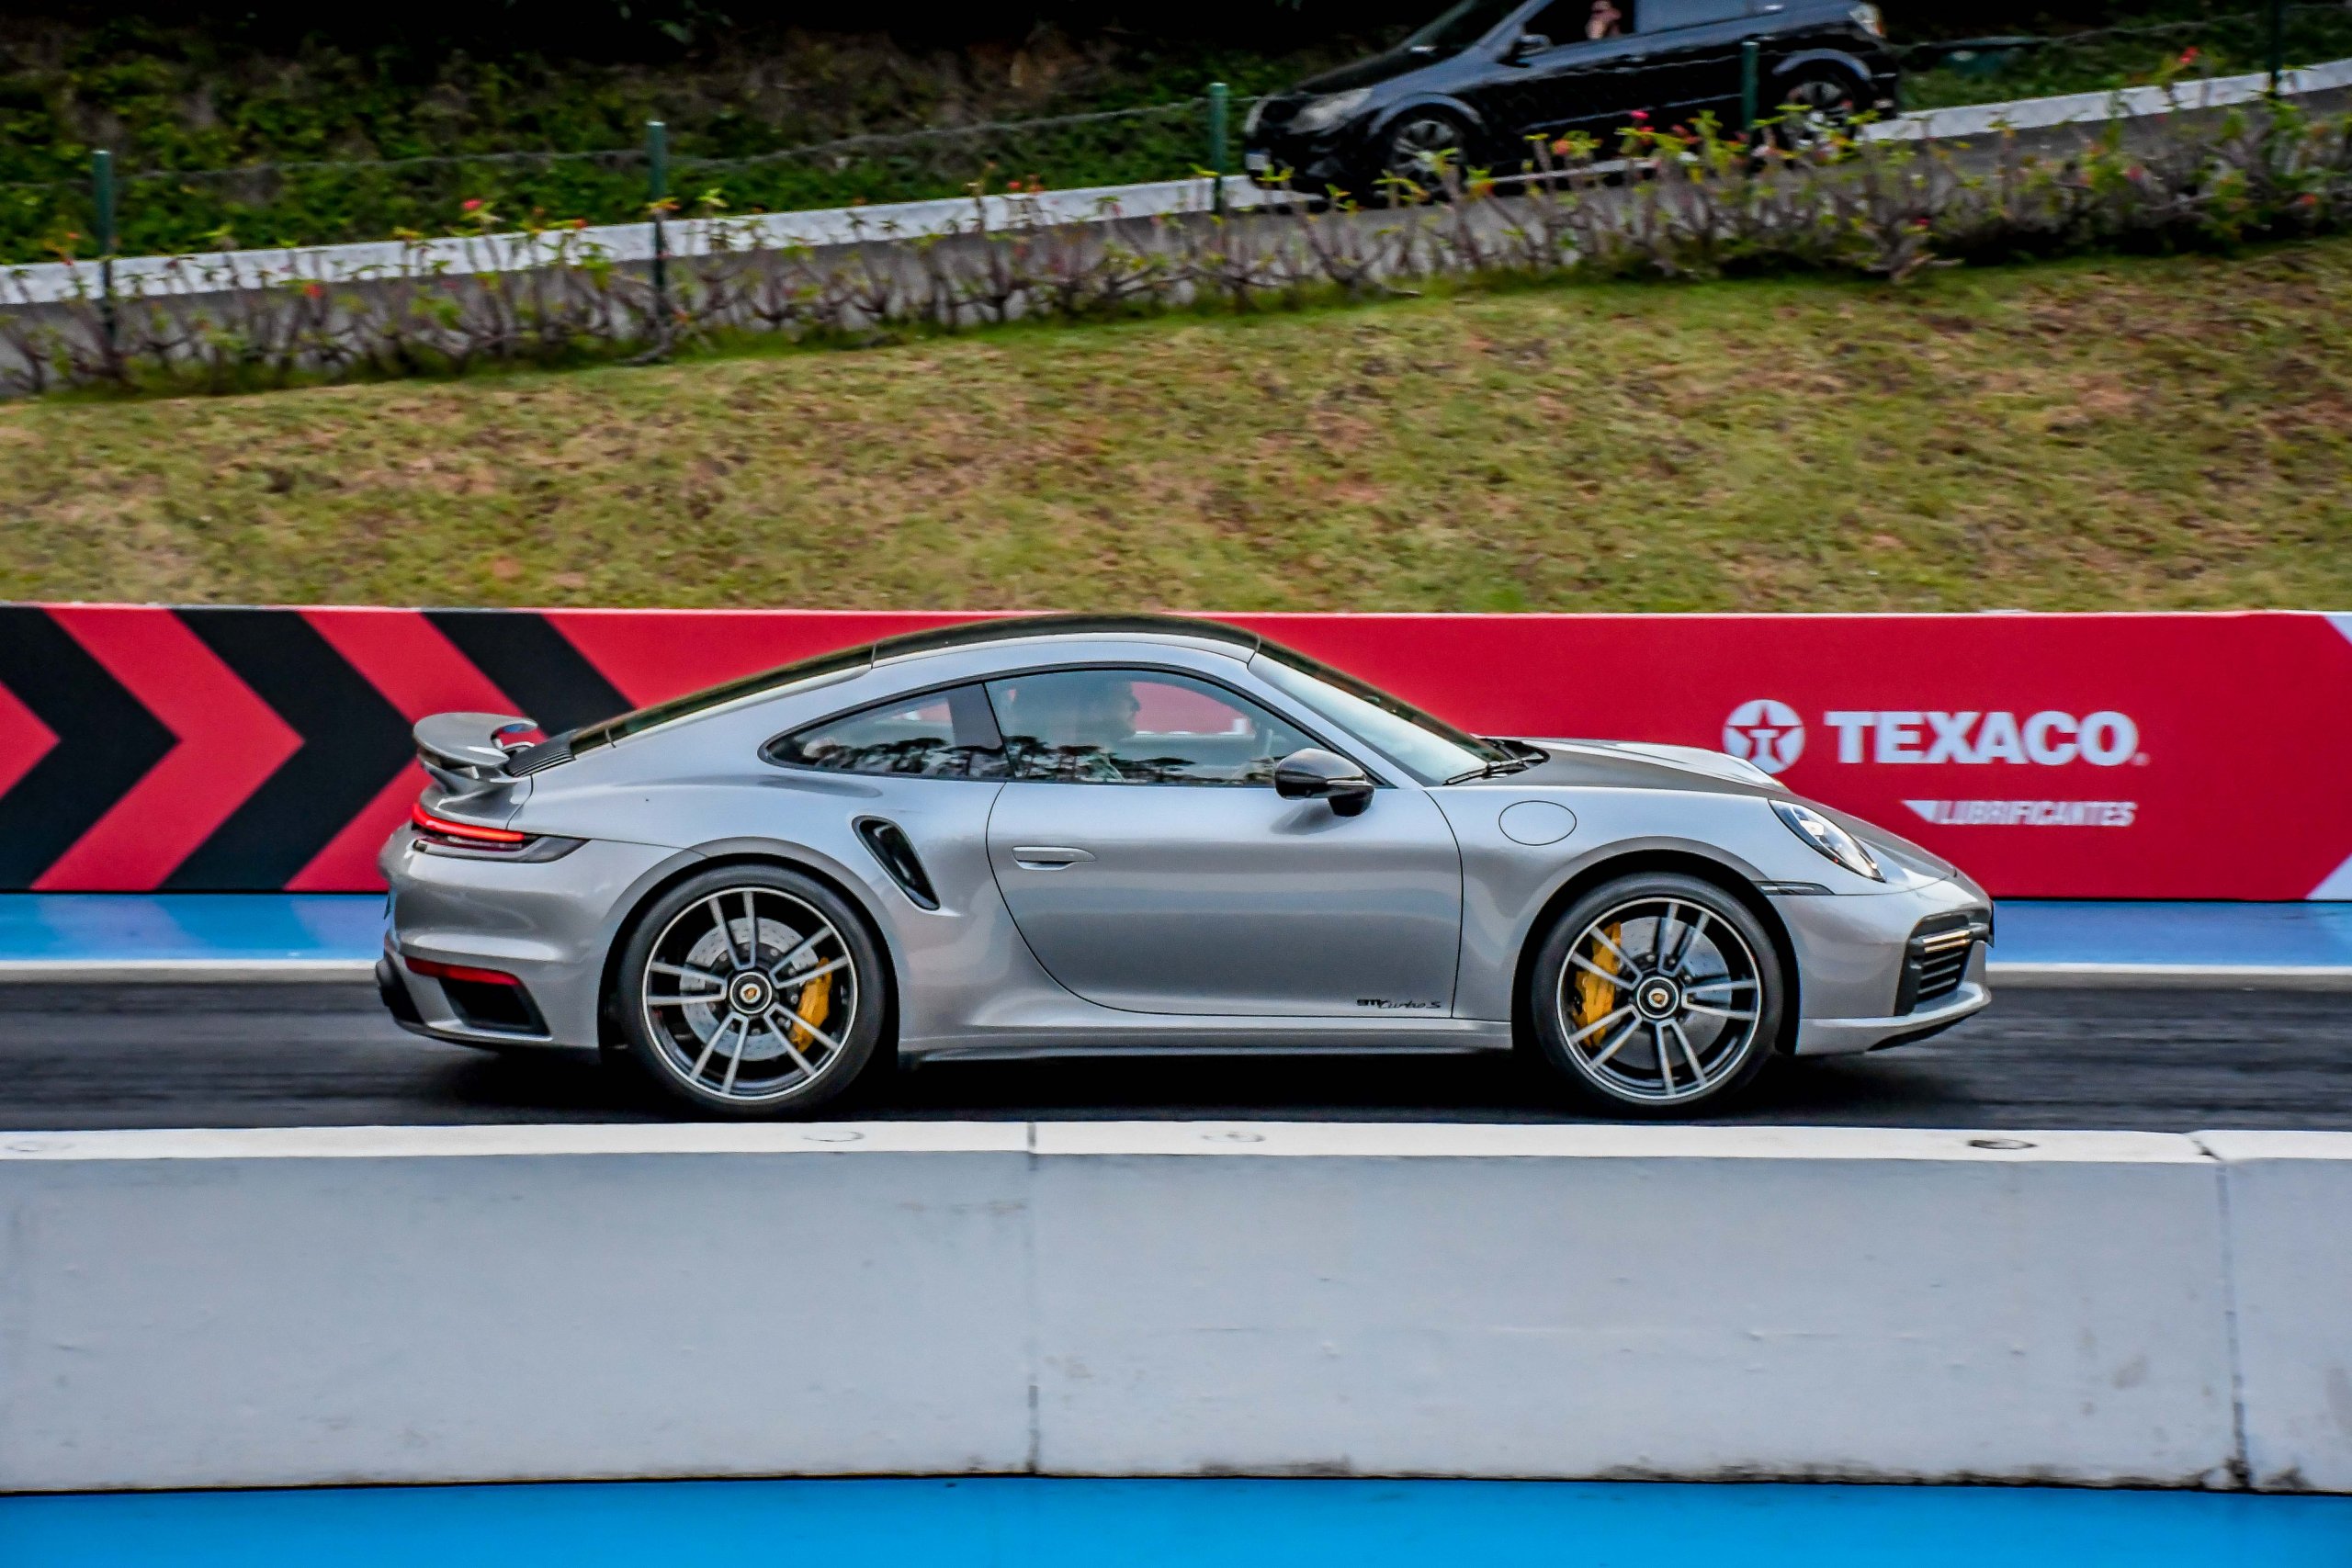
[2,983,2346,1132]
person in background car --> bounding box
[1586,0,1623,39]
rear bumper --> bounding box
[379,830,692,1050]
[377,942,564,1049]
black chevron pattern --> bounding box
[425,609,630,735]
[0,606,176,887]
[162,609,416,890]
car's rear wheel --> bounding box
[1525,873,1784,1116]
[615,865,885,1117]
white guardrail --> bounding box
[0,1122,2344,1495]
[5,57,2348,310]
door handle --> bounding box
[1011,845,1095,870]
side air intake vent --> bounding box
[855,818,940,910]
[1895,912,1990,1013]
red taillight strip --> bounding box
[405,954,524,987]
[411,802,528,845]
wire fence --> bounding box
[0,99,1226,267]
[4,4,2350,267]
[1897,2,2352,110]
[7,96,2347,400]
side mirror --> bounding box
[1274,748,1375,817]
[1509,32,1552,62]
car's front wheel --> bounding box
[1373,108,1474,198]
[1525,872,1784,1116]
[614,864,886,1117]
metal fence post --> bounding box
[92,148,118,354]
[1208,82,1229,217]
[646,119,670,333]
[1739,40,1760,137]
[2266,0,2286,96]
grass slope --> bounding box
[2,241,2347,613]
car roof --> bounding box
[567,615,1263,753]
[871,613,1262,666]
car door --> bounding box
[1460,0,1656,148]
[1630,0,1759,131]
[980,666,1463,1018]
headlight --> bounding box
[1291,88,1373,135]
[1849,3,1883,36]
[1773,801,1885,882]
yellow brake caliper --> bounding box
[788,970,833,1048]
[1572,921,1623,1032]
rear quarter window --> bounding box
[765,685,1005,778]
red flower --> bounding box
[571,217,589,229]
[462,198,484,213]
[2177,47,2199,65]
[1630,109,1649,121]
[302,281,324,299]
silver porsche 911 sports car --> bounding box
[379,615,1991,1117]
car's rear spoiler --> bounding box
[413,712,537,793]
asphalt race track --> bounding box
[1,984,2346,1132]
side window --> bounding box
[984,669,1317,786]
[1640,0,1746,31]
[765,684,1003,778]
[1524,0,1619,43]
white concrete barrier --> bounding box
[1028,1123,2235,1485]
[0,1121,2341,1494]
[0,1123,1035,1491]
[2200,1131,2352,1493]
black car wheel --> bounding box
[1764,65,1868,151]
[1374,109,1474,198]
[1524,873,1785,1117]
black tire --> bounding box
[613,863,888,1118]
[1371,107,1475,200]
[1524,872,1785,1117]
[1762,65,1868,151]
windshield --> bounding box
[1401,0,1527,51]
[1252,643,1518,784]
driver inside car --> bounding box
[998,675,1143,782]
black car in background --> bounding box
[1244,0,1898,196]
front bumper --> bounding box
[1776,875,1995,1057]
[1243,130,1361,195]
[1790,969,1991,1057]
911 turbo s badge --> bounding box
[1357,998,1443,1010]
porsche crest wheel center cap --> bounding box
[727,973,770,1015]
[1634,977,1682,1021]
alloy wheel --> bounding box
[1554,896,1764,1105]
[1385,115,1467,185]
[639,886,861,1105]
[1773,75,1856,151]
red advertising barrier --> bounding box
[1,605,2345,898]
